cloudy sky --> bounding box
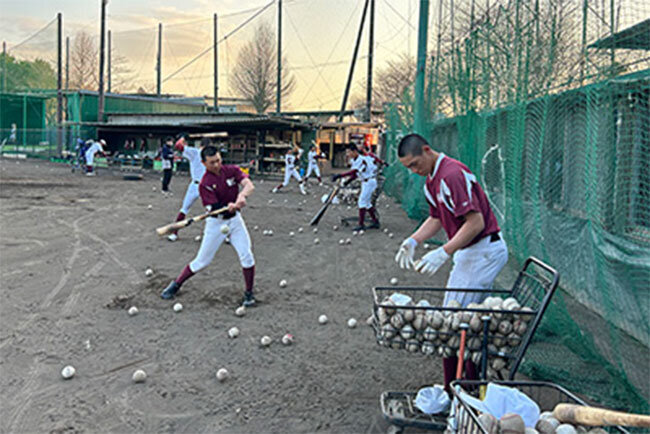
[1,0,425,111]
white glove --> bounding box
[395,238,418,269]
[414,247,450,276]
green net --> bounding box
[383,0,649,413]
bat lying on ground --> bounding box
[553,403,650,428]
[310,186,340,226]
[155,206,229,236]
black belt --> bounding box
[210,210,237,220]
[192,180,200,184]
[489,232,500,242]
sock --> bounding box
[175,264,194,286]
[317,176,322,183]
[442,356,458,393]
[368,207,379,223]
[173,212,186,235]
[242,266,255,293]
[359,208,366,226]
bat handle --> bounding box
[456,325,469,380]
[479,315,491,399]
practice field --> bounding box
[1,158,453,433]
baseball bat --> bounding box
[309,185,340,226]
[155,206,229,236]
[553,404,650,428]
[456,324,469,379]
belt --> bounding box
[192,180,200,184]
[210,210,237,220]
[361,176,376,182]
[489,232,500,243]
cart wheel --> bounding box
[123,174,143,181]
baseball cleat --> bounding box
[167,233,178,242]
[242,291,256,307]
[271,187,278,193]
[161,281,180,299]
[366,221,380,230]
[299,185,307,195]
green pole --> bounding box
[22,94,27,148]
[414,0,430,135]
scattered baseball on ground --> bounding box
[390,277,398,285]
[339,239,345,245]
[424,243,430,249]
[220,224,230,234]
[298,227,304,233]
[152,187,156,191]
[318,314,329,324]
[127,306,139,316]
[359,230,365,235]
[61,365,76,380]
[353,231,358,236]
[289,231,295,236]
[145,268,153,277]
[235,306,246,317]
[132,369,147,383]
[346,206,351,210]
[333,225,338,231]
[383,228,389,233]
[216,368,229,382]
[345,238,352,244]
[314,238,320,244]
[313,228,318,233]
[281,334,294,345]
[173,303,183,312]
[279,279,287,288]
[388,233,394,238]
[347,318,357,328]
[228,327,240,339]
[147,204,152,210]
[268,230,274,236]
[253,225,259,231]
[263,230,269,235]
[260,336,272,346]
[194,235,202,242]
[268,199,274,204]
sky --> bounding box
[0,0,424,111]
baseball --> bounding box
[383,228,388,233]
[313,228,318,233]
[260,336,272,346]
[132,369,147,383]
[345,238,351,244]
[289,231,295,236]
[268,199,274,204]
[314,238,320,244]
[263,230,269,235]
[359,230,365,235]
[423,243,430,249]
[220,224,230,234]
[152,186,156,191]
[390,277,398,285]
[388,233,394,238]
[147,204,153,210]
[253,225,259,231]
[333,225,338,231]
[347,318,357,328]
[279,279,287,288]
[353,231,358,236]
[145,268,153,277]
[228,327,240,338]
[128,306,139,316]
[173,303,183,312]
[339,239,345,245]
[194,235,202,242]
[298,227,304,233]
[268,230,274,236]
[61,365,76,379]
[235,306,246,317]
[318,314,328,324]
[281,334,294,345]
[216,368,229,382]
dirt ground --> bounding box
[0,157,460,434]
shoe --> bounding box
[367,221,380,229]
[161,280,180,299]
[299,185,307,195]
[167,233,178,242]
[86,172,95,177]
[353,225,366,231]
[242,291,256,307]
[271,187,278,193]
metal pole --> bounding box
[2,41,6,92]
[57,12,63,156]
[65,36,69,90]
[214,13,218,112]
[107,29,111,93]
[365,0,375,122]
[276,0,282,113]
[414,0,430,134]
[157,23,162,96]
[98,0,107,122]
[339,0,370,122]
[580,0,588,84]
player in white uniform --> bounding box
[84,139,106,176]
[167,137,208,242]
[332,144,380,231]
[272,147,306,195]
[305,143,324,184]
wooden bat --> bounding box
[553,404,650,428]
[155,206,229,236]
[309,186,340,226]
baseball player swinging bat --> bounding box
[309,186,340,226]
[156,206,229,236]
[553,404,650,428]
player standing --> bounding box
[161,145,257,307]
[166,136,208,242]
[332,144,380,231]
[304,142,324,185]
[272,146,307,195]
[160,137,174,195]
[84,139,105,176]
[393,133,508,391]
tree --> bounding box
[0,53,56,91]
[232,22,295,113]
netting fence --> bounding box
[382,0,649,413]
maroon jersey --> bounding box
[424,154,500,247]
[199,164,248,208]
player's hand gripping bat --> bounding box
[309,186,340,226]
[155,206,229,236]
[553,404,650,428]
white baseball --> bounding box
[173,303,183,312]
[347,318,357,328]
[279,279,287,288]
[253,225,259,231]
[289,231,295,236]
[268,199,274,204]
[216,368,229,382]
[390,277,398,285]
[313,228,318,233]
[383,228,388,233]
[228,327,240,338]
[220,224,230,234]
[345,238,351,244]
[388,233,394,238]
[260,336,272,346]
[424,243,430,249]
[152,187,156,191]
[314,238,320,244]
[281,334,294,345]
[353,231,358,236]
[235,306,246,317]
[145,268,153,277]
[359,230,365,235]
[339,239,345,245]
[268,230,273,236]
[194,235,202,242]
[128,306,139,316]
[61,365,75,379]
[263,230,269,235]
[333,225,338,231]
[132,369,147,383]
[298,227,304,233]
[147,204,153,210]
[318,314,328,324]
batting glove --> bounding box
[395,238,418,270]
[414,247,450,276]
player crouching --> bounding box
[161,145,257,307]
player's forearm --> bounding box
[411,217,442,244]
[238,179,254,199]
[443,211,484,255]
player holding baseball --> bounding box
[305,142,324,184]
[272,147,307,195]
[161,145,257,307]
[332,144,380,231]
[84,139,106,176]
[393,133,508,390]
[166,136,207,242]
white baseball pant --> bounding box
[180,181,200,214]
[86,151,97,167]
[358,178,377,209]
[306,161,321,178]
[443,232,508,307]
[189,213,255,272]
[282,168,302,187]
